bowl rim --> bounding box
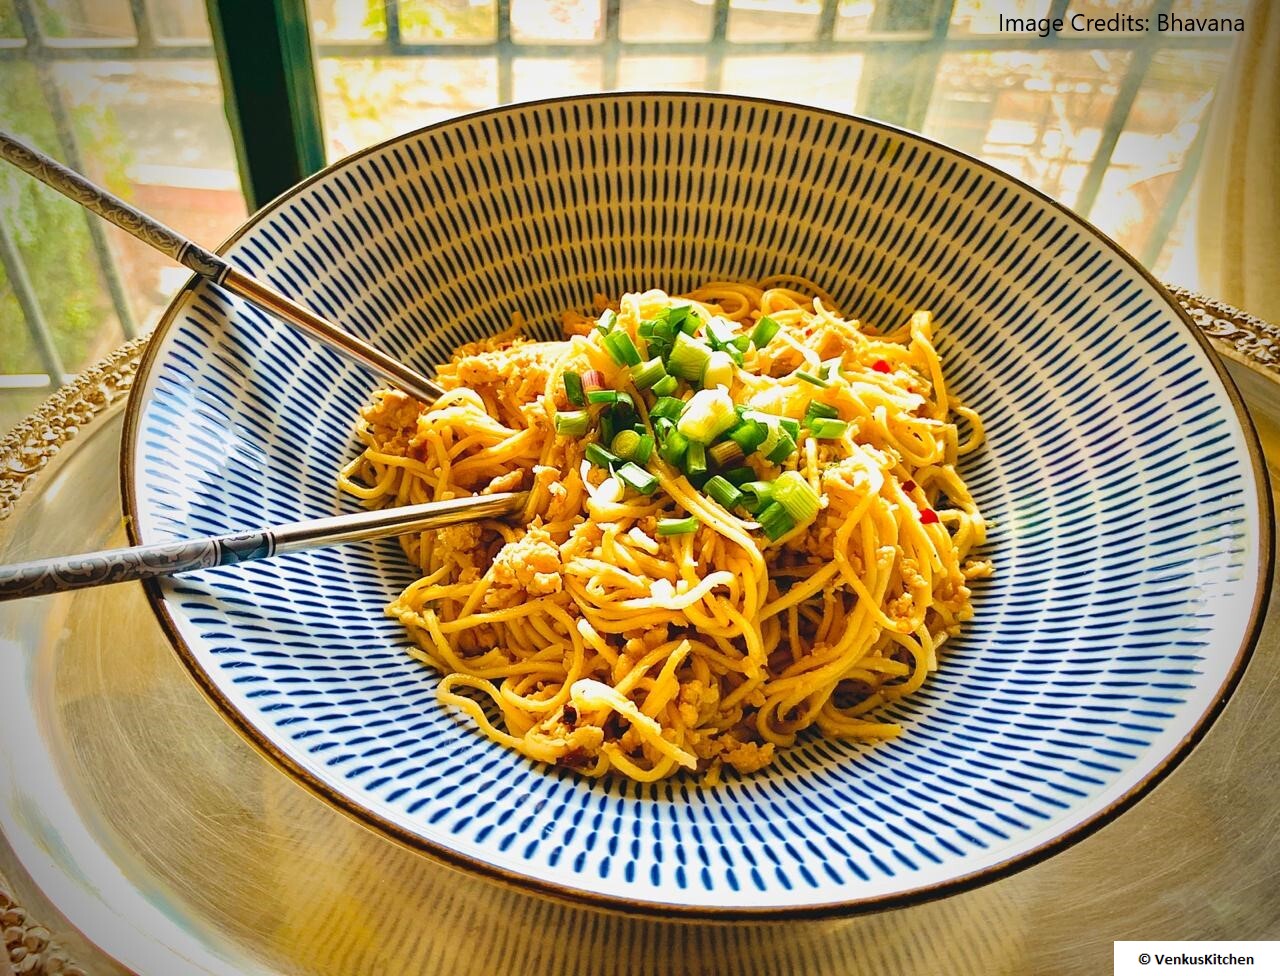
[120,90,1275,921]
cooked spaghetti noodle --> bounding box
[339,278,991,782]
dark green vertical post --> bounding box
[206,0,327,210]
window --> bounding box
[0,0,1246,434]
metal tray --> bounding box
[2,289,1280,974]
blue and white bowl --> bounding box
[122,93,1271,917]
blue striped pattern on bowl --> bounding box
[123,94,1268,916]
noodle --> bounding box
[339,280,992,781]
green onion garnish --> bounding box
[554,410,590,436]
[587,389,626,405]
[657,516,699,536]
[795,370,830,388]
[728,419,768,455]
[756,501,796,541]
[770,470,820,525]
[706,317,738,350]
[595,309,617,335]
[739,480,775,514]
[685,441,708,481]
[599,408,617,448]
[779,417,801,440]
[603,330,642,367]
[611,429,642,460]
[704,475,743,510]
[708,440,745,469]
[809,417,849,439]
[702,350,735,390]
[750,315,780,348]
[585,442,621,468]
[803,400,840,424]
[723,466,756,486]
[631,433,655,464]
[631,357,667,390]
[659,428,690,466]
[676,387,737,444]
[616,462,658,495]
[764,429,797,463]
[651,374,679,397]
[667,330,712,382]
[650,396,686,422]
[563,371,585,407]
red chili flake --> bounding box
[872,359,892,373]
[902,480,917,492]
[920,508,940,525]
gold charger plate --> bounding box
[2,291,1279,976]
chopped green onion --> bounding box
[659,428,690,466]
[724,466,756,486]
[631,357,667,390]
[677,387,738,444]
[684,441,708,481]
[598,408,617,448]
[779,417,801,440]
[728,419,768,455]
[653,417,675,440]
[739,480,775,514]
[657,516,699,536]
[729,334,752,354]
[750,315,780,348]
[631,433,655,464]
[595,309,617,335]
[771,471,820,525]
[585,443,621,468]
[795,370,831,388]
[581,370,607,395]
[803,400,840,424]
[708,440,745,469]
[667,331,712,382]
[702,350,736,390]
[757,422,783,459]
[704,475,743,510]
[706,317,738,350]
[651,374,679,397]
[756,501,796,541]
[563,371,585,407]
[637,319,657,338]
[764,429,797,463]
[650,396,686,422]
[554,410,590,436]
[821,356,844,380]
[809,418,849,439]
[603,330,642,367]
[616,462,658,494]
[587,389,630,405]
[612,429,642,460]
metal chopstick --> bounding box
[0,130,445,405]
[0,491,526,602]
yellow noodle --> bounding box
[341,282,989,780]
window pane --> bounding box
[836,0,935,36]
[319,58,499,160]
[950,0,1051,34]
[398,0,497,43]
[727,0,821,43]
[0,0,21,37]
[1088,48,1229,258]
[617,55,707,91]
[513,57,604,101]
[34,0,134,40]
[54,60,246,331]
[310,0,386,42]
[511,0,603,43]
[0,264,50,376]
[620,0,712,42]
[144,0,211,43]
[722,53,863,113]
[1151,177,1201,289]
[923,50,1131,208]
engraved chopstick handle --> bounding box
[0,130,231,283]
[0,532,273,601]
[0,492,526,602]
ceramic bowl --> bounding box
[122,93,1271,918]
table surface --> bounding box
[2,290,1279,976]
